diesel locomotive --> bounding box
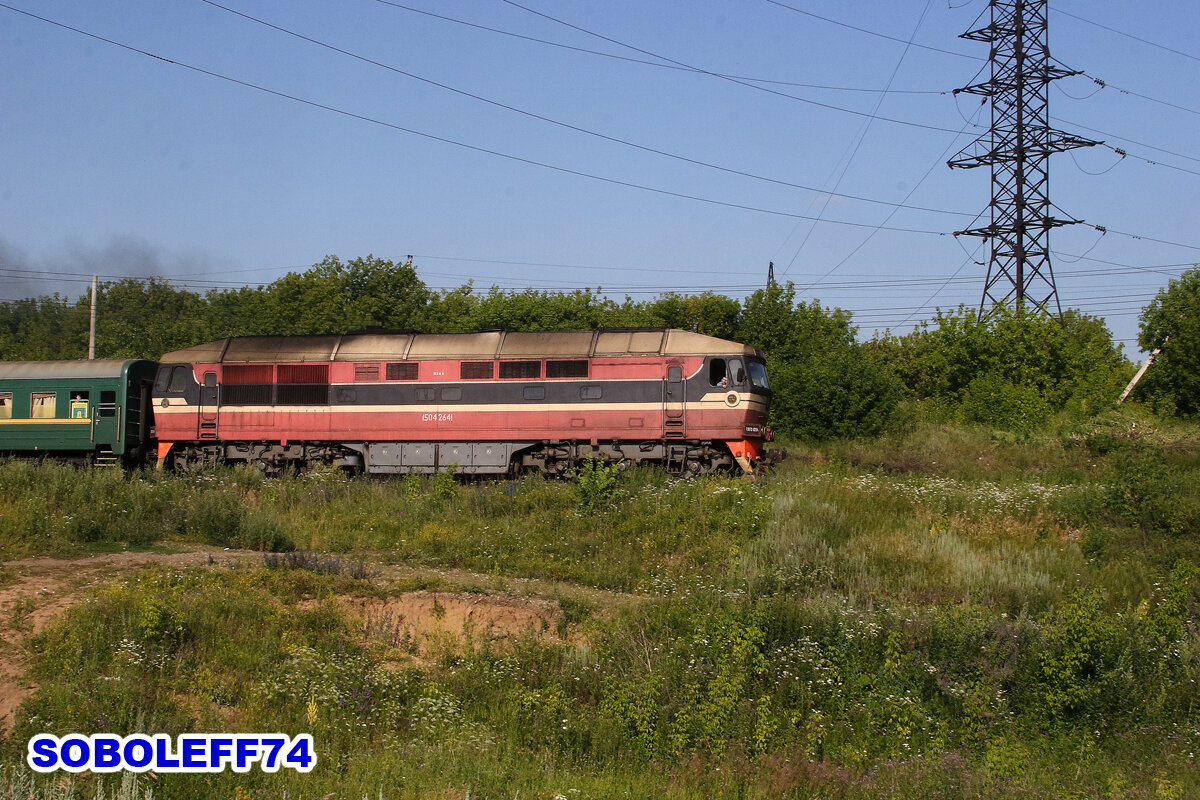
[1,329,773,475]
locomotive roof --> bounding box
[0,359,152,380]
[162,330,760,363]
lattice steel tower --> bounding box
[948,0,1099,318]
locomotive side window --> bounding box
[523,386,545,400]
[386,362,418,381]
[99,390,117,418]
[499,360,540,379]
[0,392,10,419]
[547,360,588,378]
[461,361,494,380]
[580,386,602,400]
[31,392,56,419]
[441,387,462,401]
[168,366,192,392]
[709,359,727,387]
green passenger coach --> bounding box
[0,359,158,465]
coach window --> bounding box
[31,392,56,419]
[709,358,727,387]
[69,391,90,419]
[0,392,11,419]
[99,390,117,418]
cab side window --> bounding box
[709,359,727,387]
[728,358,746,386]
[168,366,191,392]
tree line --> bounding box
[5,253,1198,438]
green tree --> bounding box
[1137,268,1200,416]
[91,278,211,358]
[261,255,429,335]
[0,295,88,360]
[736,283,901,440]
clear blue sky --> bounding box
[2,0,1198,353]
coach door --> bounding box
[198,371,219,440]
[664,364,685,437]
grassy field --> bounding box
[1,408,1199,799]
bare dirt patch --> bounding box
[342,592,566,659]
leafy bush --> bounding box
[874,304,1131,422]
[575,457,621,512]
[958,373,1049,433]
[737,283,903,440]
[1103,450,1200,537]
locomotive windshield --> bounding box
[747,360,769,390]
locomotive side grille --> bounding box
[499,360,540,379]
[547,359,588,378]
[223,385,272,405]
[277,384,330,405]
[460,361,494,380]
[354,363,380,382]
[223,364,273,384]
[385,362,418,381]
[278,364,329,384]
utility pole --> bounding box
[88,275,97,360]
[948,0,1099,319]
[766,261,776,291]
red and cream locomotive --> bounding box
[151,329,772,475]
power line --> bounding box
[0,3,952,236]
[497,0,977,136]
[374,0,945,96]
[762,0,984,62]
[199,0,972,219]
[1051,7,1200,64]
[783,0,940,285]
[1074,73,1200,120]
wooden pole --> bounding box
[88,274,97,360]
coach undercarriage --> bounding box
[169,438,744,476]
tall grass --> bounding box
[2,411,1200,797]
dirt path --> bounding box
[0,547,247,734]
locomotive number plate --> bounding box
[422,413,454,422]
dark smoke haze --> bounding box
[0,236,224,303]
